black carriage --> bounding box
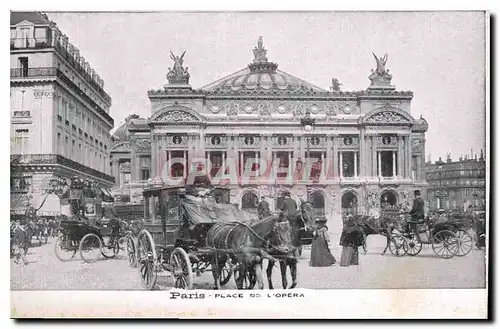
[132,185,263,290]
[54,220,122,263]
[399,213,474,259]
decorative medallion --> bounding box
[382,136,391,145]
[277,136,287,145]
[311,136,320,146]
[342,104,352,114]
[277,104,287,114]
[172,135,183,145]
[243,104,255,114]
[310,104,320,114]
[137,139,151,150]
[343,136,353,146]
[211,136,221,145]
[244,136,254,145]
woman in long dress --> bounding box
[339,215,364,267]
[309,218,336,267]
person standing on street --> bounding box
[310,218,336,267]
[12,220,29,265]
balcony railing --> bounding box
[10,67,58,78]
[11,153,115,184]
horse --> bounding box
[206,214,294,290]
[265,200,316,290]
[352,213,406,255]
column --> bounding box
[240,151,243,176]
[207,151,212,179]
[288,151,292,178]
[371,136,377,177]
[320,151,324,179]
[354,152,358,178]
[167,150,171,178]
[256,151,260,175]
[359,130,364,177]
[222,151,226,176]
[377,152,382,177]
[130,142,137,182]
[339,152,343,178]
[406,135,412,178]
[392,151,396,178]
[183,150,187,178]
[332,136,338,180]
[151,136,157,178]
[397,136,403,178]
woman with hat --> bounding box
[339,214,364,267]
[309,217,336,267]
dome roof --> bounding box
[201,37,327,93]
[112,114,147,142]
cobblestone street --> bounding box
[11,235,486,291]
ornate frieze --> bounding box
[111,142,131,152]
[365,111,411,124]
[165,134,188,147]
[119,161,131,173]
[154,109,200,123]
[337,135,360,149]
[411,138,423,153]
[136,139,151,152]
[205,135,229,149]
[238,135,261,148]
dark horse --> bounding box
[206,214,295,290]
[352,213,406,255]
[266,200,316,289]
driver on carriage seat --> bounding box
[280,192,298,223]
[408,190,425,233]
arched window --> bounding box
[241,192,258,212]
[309,191,325,215]
[380,190,398,209]
[341,191,358,216]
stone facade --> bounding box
[425,152,486,212]
[10,12,114,216]
[110,37,428,233]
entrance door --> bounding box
[309,191,325,217]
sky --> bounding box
[47,11,487,162]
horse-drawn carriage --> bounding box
[54,219,123,263]
[128,185,314,290]
[398,213,474,259]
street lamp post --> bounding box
[300,109,316,197]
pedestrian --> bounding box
[309,218,336,267]
[408,190,425,235]
[12,220,29,265]
[339,214,364,267]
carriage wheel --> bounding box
[402,235,422,256]
[455,230,473,257]
[432,230,459,259]
[389,235,407,257]
[126,236,137,268]
[219,259,233,286]
[234,265,257,290]
[54,235,77,262]
[101,236,118,259]
[171,248,193,290]
[79,233,103,263]
[137,230,158,290]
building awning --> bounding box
[101,188,115,202]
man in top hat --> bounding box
[257,196,271,220]
[280,192,298,222]
[408,190,425,233]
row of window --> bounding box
[427,169,486,180]
[154,150,420,179]
[57,132,109,173]
[429,179,484,187]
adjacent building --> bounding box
[110,37,428,233]
[10,12,115,218]
[425,152,486,212]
